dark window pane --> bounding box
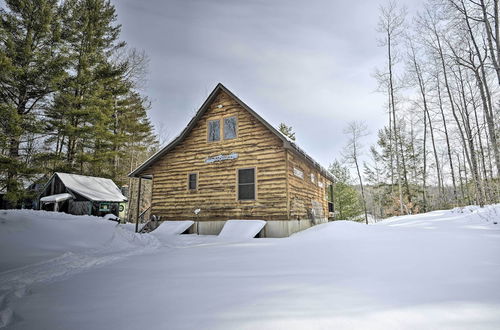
[224,116,237,139]
[238,168,255,200]
[238,168,254,184]
[208,120,220,141]
[188,173,197,190]
[238,184,255,200]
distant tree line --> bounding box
[0,0,157,206]
[335,0,499,221]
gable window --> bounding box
[188,173,197,190]
[208,119,220,142]
[238,168,255,200]
[223,116,237,140]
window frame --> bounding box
[187,172,198,191]
[293,167,304,179]
[223,115,238,140]
[326,183,334,212]
[236,167,257,201]
[206,115,238,143]
[310,173,316,184]
[207,119,221,142]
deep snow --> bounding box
[1,205,500,329]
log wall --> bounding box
[145,91,289,221]
[286,150,332,220]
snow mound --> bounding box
[152,220,194,237]
[218,220,266,239]
[103,213,120,221]
[0,209,158,274]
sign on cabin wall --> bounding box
[205,153,239,164]
[99,202,110,212]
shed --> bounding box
[38,172,127,217]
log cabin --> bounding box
[129,83,334,237]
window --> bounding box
[293,167,304,179]
[318,180,324,188]
[223,116,237,139]
[208,119,220,142]
[310,173,316,184]
[238,168,255,200]
[188,173,197,190]
[326,184,334,212]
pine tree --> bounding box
[329,160,363,220]
[278,123,296,141]
[44,0,126,175]
[0,0,68,205]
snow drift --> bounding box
[1,205,500,329]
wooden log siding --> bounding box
[146,91,289,221]
[287,150,331,220]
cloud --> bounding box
[114,0,422,167]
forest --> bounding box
[332,0,500,221]
[0,0,157,207]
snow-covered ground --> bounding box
[1,206,500,329]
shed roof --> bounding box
[129,83,334,182]
[51,172,127,202]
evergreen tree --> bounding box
[43,0,140,179]
[0,0,68,205]
[278,123,295,141]
[329,160,363,220]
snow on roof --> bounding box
[40,193,73,203]
[55,172,127,202]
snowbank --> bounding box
[2,205,500,329]
[0,210,153,272]
[0,210,159,328]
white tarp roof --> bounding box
[40,193,73,203]
[218,220,266,239]
[153,221,194,236]
[55,172,127,202]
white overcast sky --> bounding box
[114,0,424,168]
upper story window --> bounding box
[207,116,237,142]
[310,173,316,184]
[208,119,220,142]
[293,167,304,179]
[224,116,237,139]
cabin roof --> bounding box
[43,172,127,202]
[129,83,334,181]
